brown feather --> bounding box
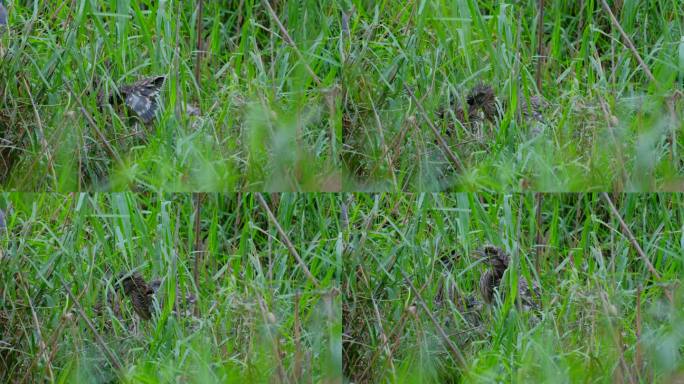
[118,272,154,320]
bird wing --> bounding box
[121,76,165,123]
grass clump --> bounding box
[0,1,342,191]
[341,1,684,191]
[0,192,342,382]
[342,193,684,382]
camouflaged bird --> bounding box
[117,272,155,320]
[443,83,547,132]
[466,83,499,123]
[475,245,539,311]
[98,76,166,123]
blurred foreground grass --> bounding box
[0,192,342,382]
[0,1,341,191]
[343,193,684,382]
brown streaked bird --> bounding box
[478,268,497,304]
[444,84,548,131]
[98,76,166,123]
[518,94,548,121]
[475,245,539,310]
[441,83,500,136]
[117,272,154,320]
[475,244,510,275]
[466,83,499,122]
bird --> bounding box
[98,75,166,123]
[444,83,547,131]
[518,94,548,121]
[474,245,539,311]
[466,83,499,122]
[117,272,154,320]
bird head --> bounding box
[472,245,510,275]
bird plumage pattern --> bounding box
[117,272,154,320]
[97,75,165,123]
[466,83,499,122]
[475,245,539,310]
[445,84,547,130]
[119,76,166,123]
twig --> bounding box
[261,0,322,86]
[256,295,289,384]
[666,91,681,162]
[255,193,320,289]
[599,0,658,86]
[16,273,54,382]
[599,290,637,384]
[192,193,203,317]
[400,269,467,369]
[63,80,124,168]
[597,95,627,187]
[635,284,643,380]
[367,89,397,188]
[293,291,303,382]
[349,194,380,261]
[60,278,124,373]
[21,77,57,185]
[534,192,543,274]
[194,0,204,88]
[405,85,464,173]
[600,193,660,280]
[356,265,396,375]
[358,305,411,382]
[365,114,412,183]
[535,0,545,91]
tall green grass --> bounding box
[342,1,684,191]
[0,1,342,191]
[0,192,342,382]
[343,193,684,382]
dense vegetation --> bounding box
[2,1,683,383]
[343,193,684,382]
[0,1,341,191]
[342,1,684,191]
[0,193,341,382]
